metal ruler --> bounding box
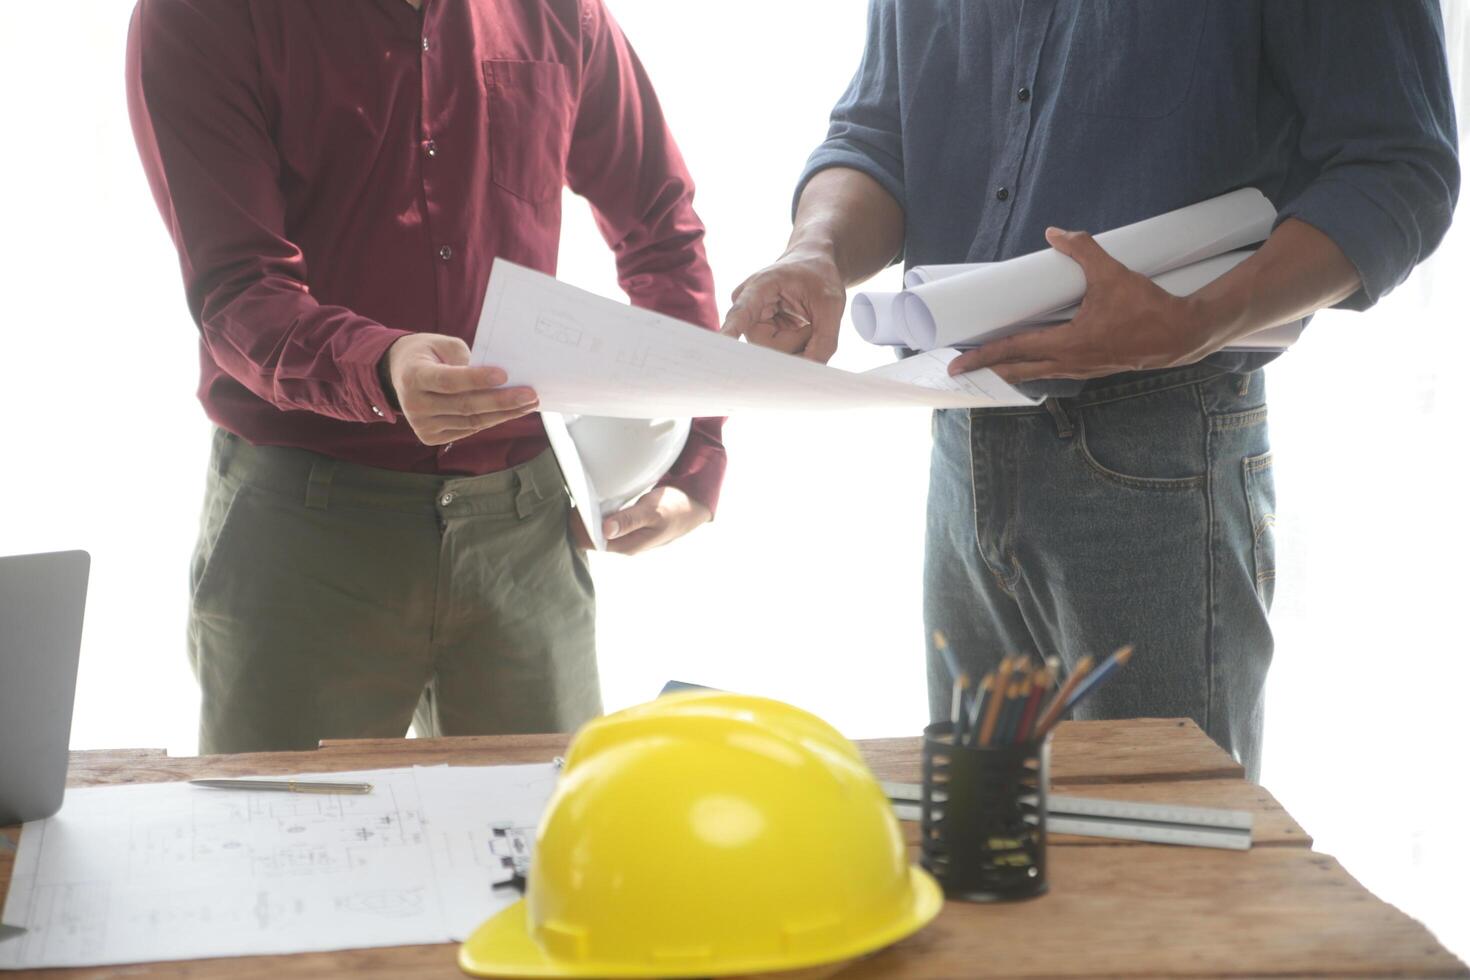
[881,781,1253,851]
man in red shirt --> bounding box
[126,0,725,754]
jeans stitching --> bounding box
[966,410,1019,597]
[1073,416,1205,492]
[1210,406,1269,432]
[1198,383,1217,751]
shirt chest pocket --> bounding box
[483,60,572,203]
[1056,1,1208,120]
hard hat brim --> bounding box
[457,867,944,978]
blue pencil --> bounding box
[1059,645,1135,716]
[966,676,990,745]
[932,631,965,685]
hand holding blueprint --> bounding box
[853,188,1303,353]
[469,261,1038,418]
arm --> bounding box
[957,0,1460,382]
[722,168,904,362]
[564,0,723,552]
[723,0,906,363]
[127,0,530,442]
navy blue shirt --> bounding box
[801,0,1460,380]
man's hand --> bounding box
[384,334,538,446]
[948,228,1224,383]
[568,486,711,556]
[721,248,847,363]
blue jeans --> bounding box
[924,365,1276,779]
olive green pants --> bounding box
[187,429,600,755]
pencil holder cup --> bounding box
[919,721,1049,902]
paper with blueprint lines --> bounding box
[469,260,1038,417]
[0,764,557,968]
[894,188,1278,350]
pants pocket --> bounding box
[1243,451,1276,606]
[1073,387,1207,491]
[191,480,252,607]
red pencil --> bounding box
[1015,666,1049,742]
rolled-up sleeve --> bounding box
[565,0,726,515]
[127,0,409,424]
[1265,0,1460,310]
[793,0,906,217]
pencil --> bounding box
[1043,656,1062,688]
[965,675,991,744]
[1057,645,1135,717]
[950,672,972,734]
[776,300,812,329]
[1015,666,1050,742]
[1001,677,1031,745]
[1030,654,1095,739]
[933,631,964,686]
[978,656,1014,746]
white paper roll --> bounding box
[850,292,911,346]
[898,188,1277,350]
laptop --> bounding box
[0,550,89,826]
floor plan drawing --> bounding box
[0,766,561,968]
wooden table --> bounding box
[1,719,1463,978]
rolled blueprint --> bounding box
[896,187,1277,350]
[851,291,907,345]
[858,248,1301,351]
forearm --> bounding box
[788,167,904,287]
[202,279,410,422]
[1188,218,1362,346]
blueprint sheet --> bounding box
[469,261,1037,417]
[0,764,557,969]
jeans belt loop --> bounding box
[305,459,336,511]
[1043,397,1075,440]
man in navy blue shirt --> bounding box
[725,2,1459,777]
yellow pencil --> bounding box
[1032,654,1095,737]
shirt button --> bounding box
[996,187,1010,202]
[422,36,430,52]
[438,245,453,261]
[424,139,438,158]
[1017,87,1031,102]
[440,492,456,507]
[371,405,384,417]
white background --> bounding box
[0,0,1466,962]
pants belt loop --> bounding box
[305,459,336,511]
[514,465,541,520]
[1043,397,1075,439]
[214,429,238,479]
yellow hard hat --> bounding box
[459,691,942,978]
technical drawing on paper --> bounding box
[0,768,448,969]
[534,313,585,348]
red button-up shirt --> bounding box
[126,0,725,512]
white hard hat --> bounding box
[542,413,691,551]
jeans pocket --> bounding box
[1073,393,1205,492]
[1243,452,1276,606]
[483,60,571,203]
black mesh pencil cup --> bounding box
[919,721,1049,902]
